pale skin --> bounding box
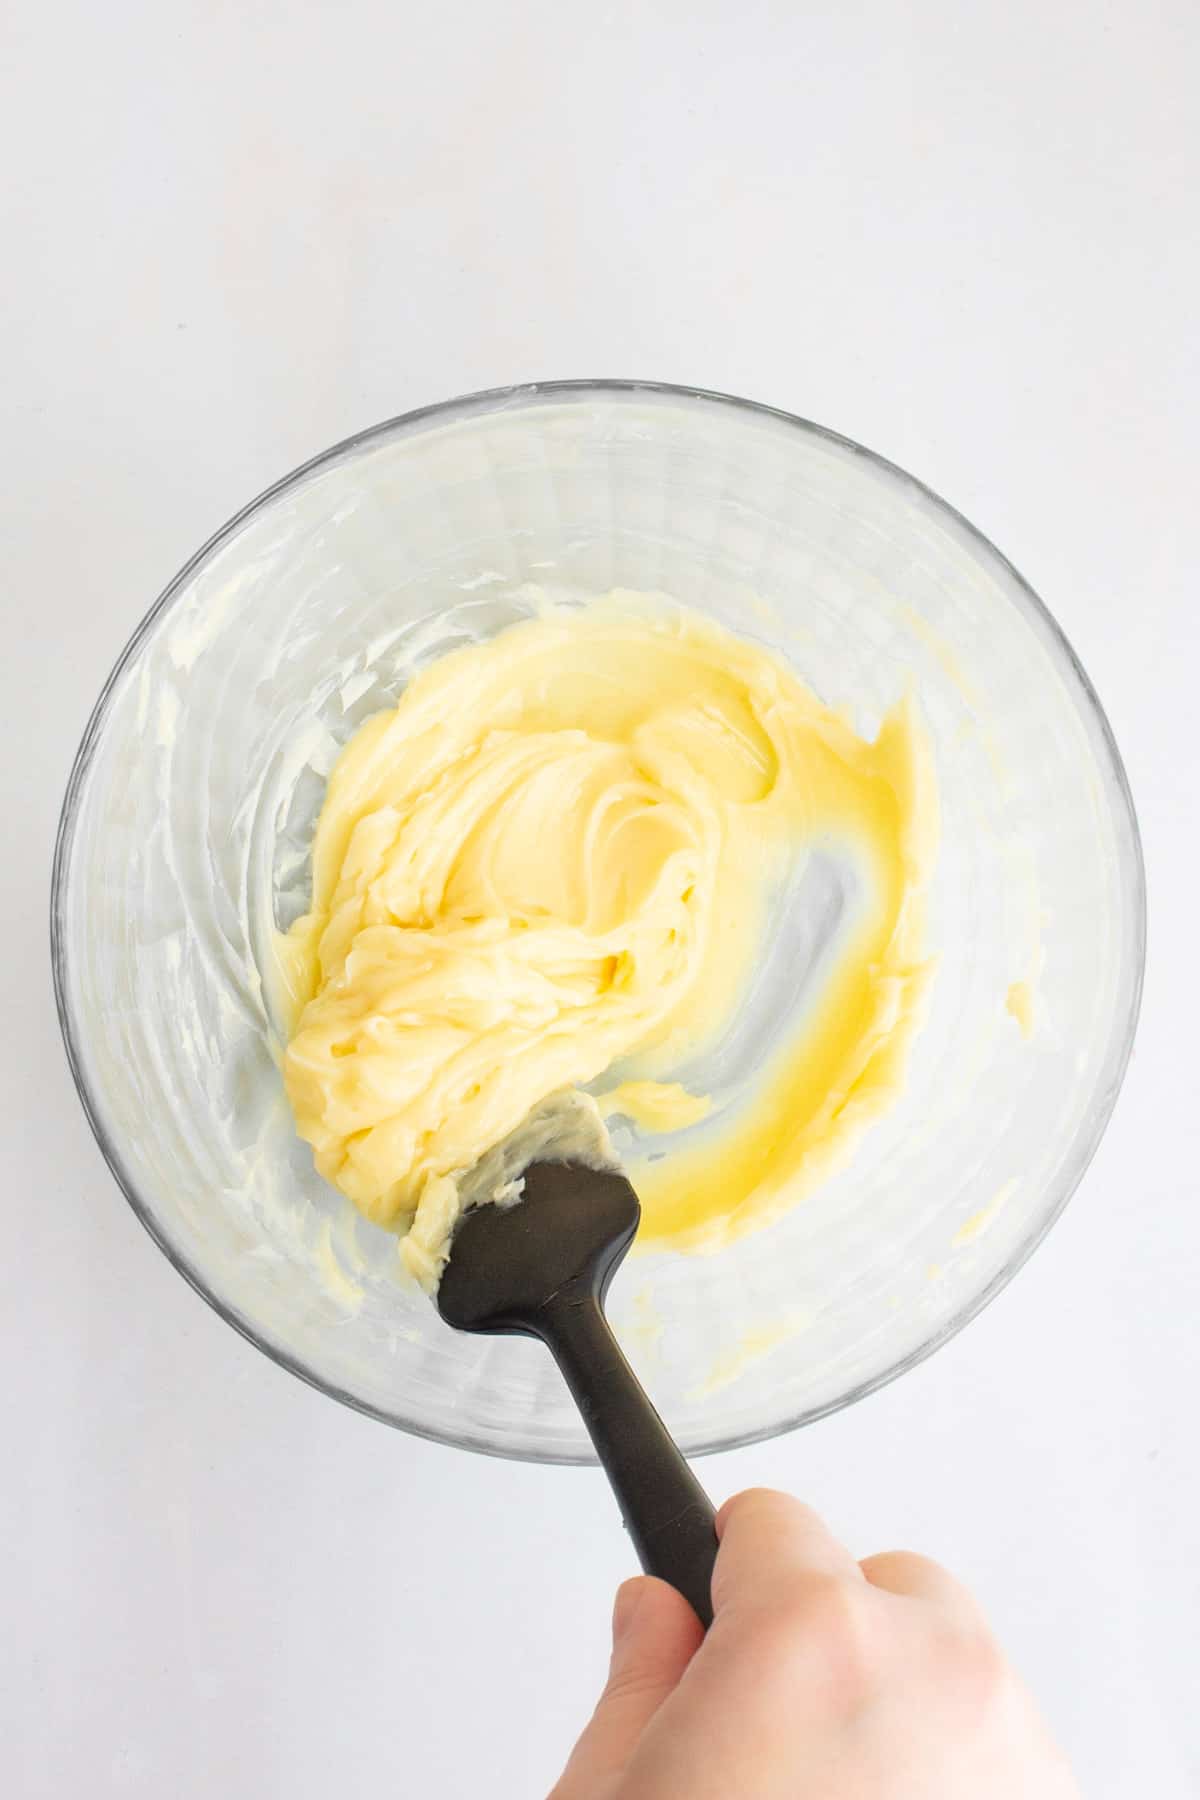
[552,1489,1079,1799]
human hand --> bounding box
[551,1488,1078,1799]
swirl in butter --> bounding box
[278,597,937,1286]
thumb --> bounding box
[551,1577,704,1798]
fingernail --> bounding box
[612,1579,643,1644]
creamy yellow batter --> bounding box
[278,596,937,1285]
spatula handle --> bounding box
[538,1286,717,1627]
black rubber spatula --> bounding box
[437,1160,718,1626]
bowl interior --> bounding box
[54,385,1143,1460]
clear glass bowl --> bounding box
[51,382,1144,1461]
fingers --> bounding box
[712,1488,863,1617]
[860,1549,981,1619]
[550,1576,704,1799]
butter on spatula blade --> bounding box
[437,1160,717,1626]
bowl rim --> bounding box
[50,377,1147,1464]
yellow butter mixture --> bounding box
[277,597,937,1285]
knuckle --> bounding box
[930,1617,1009,1712]
[960,1627,1009,1698]
[748,1575,879,1704]
[723,1487,823,1530]
[803,1572,870,1645]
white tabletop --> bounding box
[4,3,1197,1795]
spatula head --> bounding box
[436,1161,640,1336]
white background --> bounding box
[3,3,1197,1795]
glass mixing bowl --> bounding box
[52,381,1144,1461]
